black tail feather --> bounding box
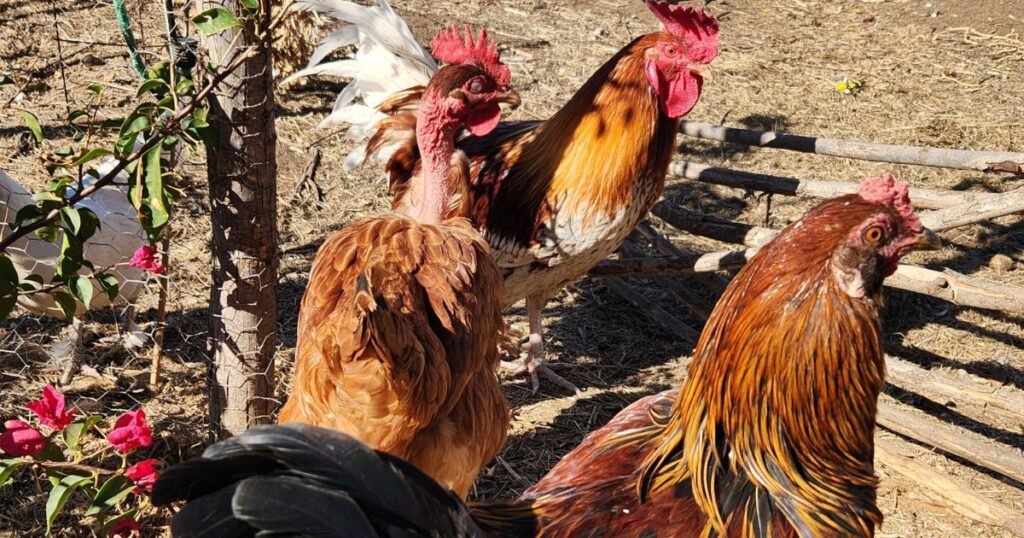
[153,424,485,537]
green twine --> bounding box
[113,0,146,78]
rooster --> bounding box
[156,174,941,537]
[276,27,520,498]
[286,0,720,392]
[0,167,147,381]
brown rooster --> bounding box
[277,28,520,498]
[157,174,941,537]
[318,0,721,392]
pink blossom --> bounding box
[124,458,159,493]
[107,409,152,453]
[25,384,75,431]
[129,245,165,274]
[106,517,140,538]
[0,419,46,457]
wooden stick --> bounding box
[886,266,1024,315]
[667,160,999,210]
[150,235,170,388]
[920,187,1024,231]
[602,278,700,343]
[874,438,1024,536]
[636,221,729,295]
[876,400,1024,485]
[679,120,1024,173]
[885,355,1023,419]
[620,238,714,320]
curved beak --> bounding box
[689,63,712,82]
[496,88,521,110]
[910,228,942,252]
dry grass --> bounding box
[1,0,1023,535]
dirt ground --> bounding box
[1,0,1023,536]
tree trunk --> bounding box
[202,0,278,439]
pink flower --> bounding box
[0,419,46,457]
[25,384,75,431]
[124,458,159,493]
[106,517,140,538]
[129,245,165,274]
[107,409,152,453]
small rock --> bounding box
[989,254,1014,272]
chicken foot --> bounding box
[500,294,581,394]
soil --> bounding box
[1,0,1022,536]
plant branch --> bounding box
[32,460,116,476]
[0,2,295,254]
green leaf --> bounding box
[192,7,242,34]
[136,79,169,98]
[57,234,84,277]
[72,130,86,142]
[241,0,259,9]
[36,225,59,243]
[87,83,104,94]
[0,254,19,289]
[45,474,92,532]
[0,459,26,488]
[77,208,100,242]
[32,441,65,463]
[13,205,42,230]
[60,207,81,235]
[85,475,133,517]
[63,415,103,452]
[32,192,62,203]
[192,107,209,129]
[175,78,194,94]
[0,292,16,321]
[14,108,43,146]
[51,291,77,320]
[69,275,93,308]
[101,509,138,535]
[95,274,119,301]
[142,146,170,231]
[70,148,112,167]
[54,145,75,157]
[67,109,87,124]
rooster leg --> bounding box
[500,294,581,394]
[49,318,85,385]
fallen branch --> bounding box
[885,355,1023,419]
[920,187,1024,231]
[876,400,1024,485]
[679,120,1024,173]
[635,221,729,295]
[667,160,1000,210]
[602,278,700,343]
[886,266,1024,315]
[875,438,1024,536]
[620,238,714,319]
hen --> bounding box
[0,167,147,381]
[276,28,520,498]
[288,0,720,392]
[156,174,941,537]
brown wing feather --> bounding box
[278,213,508,497]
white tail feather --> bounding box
[285,0,438,168]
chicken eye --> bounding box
[468,79,484,93]
[864,226,884,244]
[663,45,678,57]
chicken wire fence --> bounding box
[0,0,309,425]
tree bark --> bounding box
[202,0,278,439]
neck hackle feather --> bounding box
[634,188,904,537]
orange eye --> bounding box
[864,226,884,243]
[663,45,678,57]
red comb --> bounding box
[645,1,720,64]
[859,173,922,230]
[430,25,511,87]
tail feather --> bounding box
[285,0,436,168]
[154,424,485,537]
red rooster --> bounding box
[290,0,720,392]
[157,174,941,537]
[276,28,520,498]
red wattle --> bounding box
[466,102,501,136]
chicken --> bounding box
[276,28,521,498]
[156,174,941,537]
[0,166,147,381]
[288,0,720,392]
